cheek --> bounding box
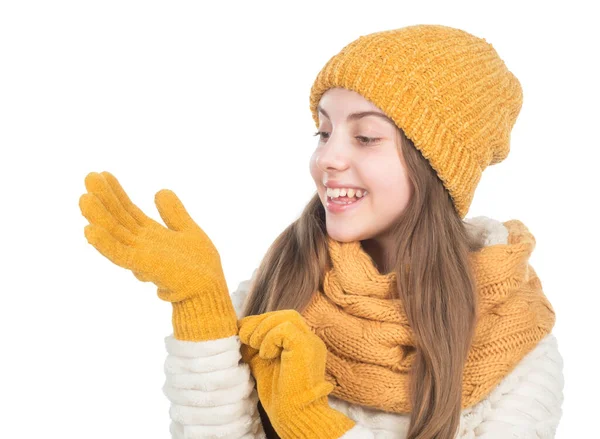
[385,178,412,213]
[309,152,319,173]
[368,168,410,204]
[309,153,320,178]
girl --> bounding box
[80,25,564,438]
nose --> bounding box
[315,133,350,173]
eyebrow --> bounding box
[317,105,395,125]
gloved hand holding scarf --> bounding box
[79,171,238,341]
[238,309,356,438]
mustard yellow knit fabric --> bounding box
[301,219,556,413]
[309,25,523,219]
[79,171,239,342]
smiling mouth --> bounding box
[323,187,369,204]
[327,194,366,204]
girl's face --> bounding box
[309,87,412,244]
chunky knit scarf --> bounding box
[301,217,556,413]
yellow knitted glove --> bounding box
[238,309,356,439]
[79,171,238,341]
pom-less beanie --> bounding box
[309,25,523,219]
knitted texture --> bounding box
[238,310,357,439]
[80,171,238,341]
[309,25,523,219]
[301,218,556,413]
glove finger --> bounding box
[79,192,136,246]
[133,271,151,282]
[84,224,134,270]
[238,312,273,347]
[156,286,193,303]
[154,189,203,233]
[249,310,311,351]
[239,310,310,348]
[259,320,306,360]
[101,171,158,228]
[84,172,141,234]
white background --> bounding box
[1,1,597,437]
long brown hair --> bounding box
[242,126,486,439]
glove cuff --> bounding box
[170,290,239,341]
[276,397,356,439]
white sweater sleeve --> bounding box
[339,423,376,438]
[162,272,266,439]
[460,333,565,439]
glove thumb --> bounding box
[154,189,199,232]
[240,342,260,366]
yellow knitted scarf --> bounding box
[301,218,556,413]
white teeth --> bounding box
[326,187,368,199]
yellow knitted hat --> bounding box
[309,25,523,219]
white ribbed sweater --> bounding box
[162,217,565,438]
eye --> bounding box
[356,136,380,146]
[313,131,330,141]
[313,131,380,146]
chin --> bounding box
[326,226,362,243]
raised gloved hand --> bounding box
[79,171,238,341]
[238,309,356,439]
